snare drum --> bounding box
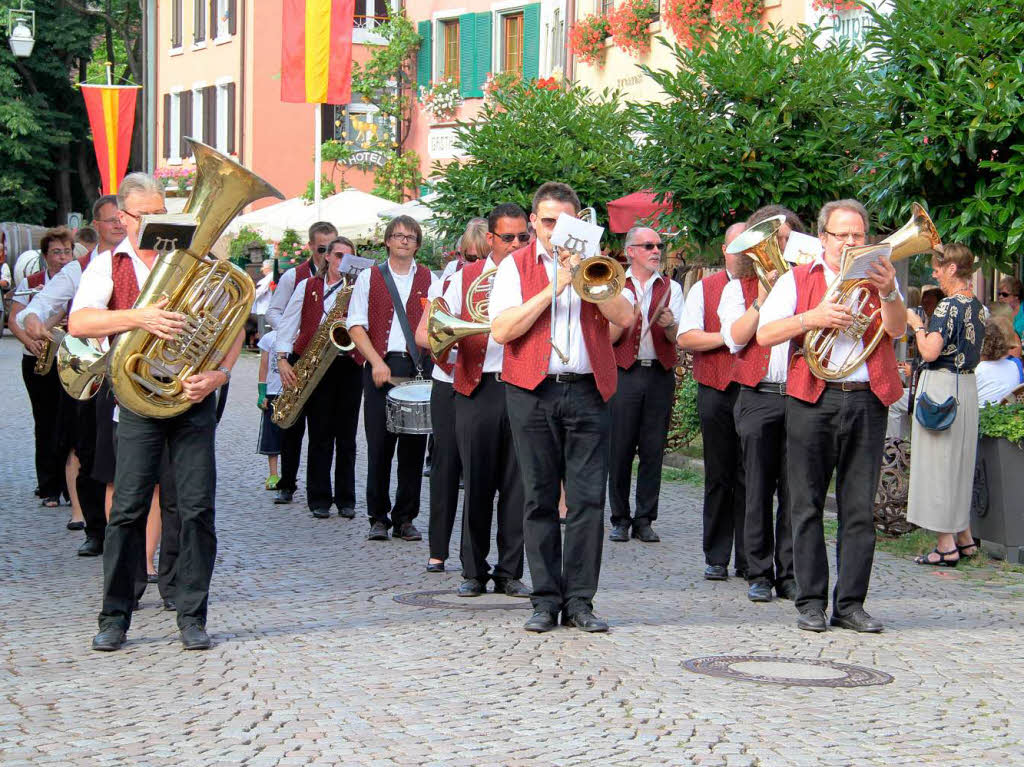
[385,379,433,434]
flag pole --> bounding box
[314,103,322,219]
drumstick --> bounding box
[638,289,673,345]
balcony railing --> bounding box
[355,14,390,30]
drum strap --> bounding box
[378,262,422,376]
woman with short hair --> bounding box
[975,321,1024,405]
[997,275,1024,337]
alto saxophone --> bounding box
[271,282,356,429]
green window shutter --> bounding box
[522,4,541,81]
[459,14,475,97]
[417,21,432,90]
[472,12,492,98]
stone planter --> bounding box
[971,436,1024,563]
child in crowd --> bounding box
[257,329,283,490]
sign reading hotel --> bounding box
[428,128,466,160]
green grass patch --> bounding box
[661,465,704,486]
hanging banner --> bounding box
[280,0,355,104]
[81,84,141,195]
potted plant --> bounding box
[971,403,1024,563]
[418,77,464,124]
[568,13,611,66]
[608,0,659,57]
[811,0,862,16]
[275,228,308,270]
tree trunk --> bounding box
[78,140,100,204]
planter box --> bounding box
[970,436,1024,564]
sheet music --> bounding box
[782,231,823,264]
[842,243,893,281]
[341,254,376,275]
[550,213,604,259]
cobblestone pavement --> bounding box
[1,336,1023,766]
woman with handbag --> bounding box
[906,244,986,566]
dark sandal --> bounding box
[914,547,959,567]
[957,542,979,559]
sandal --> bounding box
[42,497,60,508]
[957,541,979,559]
[914,547,959,567]
[265,474,280,490]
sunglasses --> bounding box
[316,245,328,254]
[494,233,531,243]
[632,243,662,251]
[999,291,1014,298]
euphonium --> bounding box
[271,282,355,429]
[804,203,942,380]
[725,214,789,293]
[426,267,494,364]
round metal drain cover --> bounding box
[684,655,893,688]
[393,590,532,610]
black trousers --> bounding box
[697,383,746,572]
[99,395,218,632]
[506,377,609,615]
[305,355,362,511]
[362,354,427,527]
[786,388,887,615]
[21,356,66,498]
[735,387,794,586]
[277,353,306,494]
[608,363,674,528]
[428,380,461,561]
[71,396,107,544]
[457,375,525,581]
[156,448,180,603]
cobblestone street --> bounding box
[1,336,1022,766]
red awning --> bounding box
[607,190,673,234]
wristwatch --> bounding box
[216,365,231,383]
[751,299,761,312]
[880,287,900,303]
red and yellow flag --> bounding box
[81,84,141,195]
[281,0,355,104]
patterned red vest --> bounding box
[78,252,92,271]
[453,259,489,395]
[690,271,735,391]
[108,253,141,310]
[365,263,432,359]
[434,272,457,379]
[294,258,315,285]
[613,275,678,371]
[293,276,325,356]
[786,263,903,406]
[501,242,618,402]
[731,276,774,386]
[27,269,45,290]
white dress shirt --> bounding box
[625,268,685,361]
[718,278,789,383]
[253,272,274,315]
[258,330,283,395]
[275,274,348,355]
[13,270,52,357]
[346,260,437,354]
[489,243,634,375]
[71,238,151,313]
[439,258,459,283]
[427,278,455,384]
[0,261,11,288]
[443,255,504,374]
[17,250,95,329]
[265,261,318,331]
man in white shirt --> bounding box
[607,227,684,545]
[253,259,275,335]
[490,183,634,633]
[757,199,905,634]
[348,215,436,542]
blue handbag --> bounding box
[914,310,961,432]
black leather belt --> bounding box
[744,382,786,395]
[384,351,410,359]
[546,372,593,383]
[484,372,503,383]
[823,381,871,392]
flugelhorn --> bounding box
[725,214,788,292]
[804,203,941,380]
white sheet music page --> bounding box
[550,213,604,259]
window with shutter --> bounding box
[502,13,523,74]
[416,21,432,90]
[171,0,183,49]
[194,0,206,43]
[473,13,492,97]
[169,92,181,162]
[192,88,204,144]
[203,86,217,146]
[441,20,460,84]
[163,93,171,159]
[226,83,236,154]
[522,4,540,81]
[179,91,193,159]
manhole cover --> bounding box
[683,655,893,688]
[393,590,532,610]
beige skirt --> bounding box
[906,368,979,533]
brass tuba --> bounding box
[804,203,942,380]
[725,214,789,293]
[425,267,494,364]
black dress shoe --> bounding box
[425,561,445,573]
[394,522,422,541]
[66,520,85,531]
[273,489,294,504]
[747,580,773,602]
[492,578,531,598]
[163,598,176,611]
[830,607,884,633]
[367,521,389,541]
[797,608,828,633]
[311,507,330,519]
[523,610,558,633]
[77,538,103,557]
[562,609,609,633]
[704,564,728,581]
[457,578,486,597]
[735,568,748,579]
[776,580,798,601]
[609,524,630,542]
[632,525,660,543]
[91,626,126,652]
[337,506,355,519]
[180,624,212,650]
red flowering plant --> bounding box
[810,0,862,16]
[663,0,761,49]
[568,13,611,66]
[608,0,659,57]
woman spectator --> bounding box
[990,314,1022,359]
[997,275,1024,338]
[975,321,1024,405]
[906,244,985,566]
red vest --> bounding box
[434,272,457,379]
[453,260,489,395]
[27,269,45,290]
[613,275,678,371]
[500,242,618,402]
[78,252,92,271]
[786,263,903,406]
[690,271,735,391]
[365,263,432,359]
[108,253,141,310]
[293,276,325,356]
[294,258,315,285]
[731,276,774,386]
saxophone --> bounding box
[271,282,356,429]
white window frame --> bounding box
[214,0,232,43]
[169,0,184,56]
[168,87,183,165]
[432,10,466,83]
[354,0,399,45]
[490,2,528,75]
[215,76,232,153]
[541,0,567,77]
[191,83,206,151]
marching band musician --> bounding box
[607,226,683,545]
[265,221,338,505]
[717,209,804,604]
[757,199,905,634]
[276,236,363,519]
[490,183,635,633]
[677,223,749,583]
[347,215,436,543]
[69,173,242,652]
[443,204,532,598]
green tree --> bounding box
[858,0,1024,269]
[637,24,870,259]
[430,80,646,242]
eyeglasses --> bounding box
[122,209,168,221]
[631,242,662,251]
[389,233,417,244]
[824,230,866,244]
[47,248,73,256]
[494,233,531,243]
[95,216,123,225]
[539,218,558,228]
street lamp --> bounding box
[8,3,35,59]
